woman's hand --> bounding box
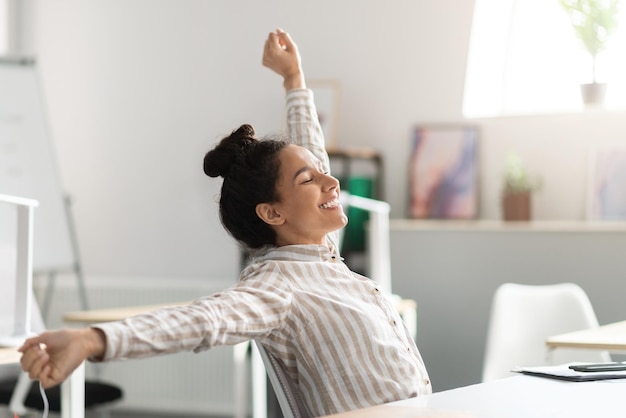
[262,28,305,91]
[18,328,106,388]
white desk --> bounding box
[547,320,626,352]
[324,375,626,417]
[0,347,21,366]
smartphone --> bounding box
[569,362,626,372]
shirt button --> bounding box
[374,287,379,293]
[424,379,430,386]
[330,256,337,262]
[390,320,396,326]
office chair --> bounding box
[253,342,307,418]
[0,375,122,417]
[482,282,611,382]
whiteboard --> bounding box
[0,57,74,272]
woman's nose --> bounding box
[324,173,340,191]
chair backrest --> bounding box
[482,282,611,382]
[253,341,307,418]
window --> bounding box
[463,0,626,117]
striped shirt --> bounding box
[96,89,431,417]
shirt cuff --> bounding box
[90,322,128,361]
[286,88,314,105]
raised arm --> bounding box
[262,28,305,91]
[262,29,329,172]
[263,29,339,250]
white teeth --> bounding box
[320,199,338,209]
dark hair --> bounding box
[203,124,288,249]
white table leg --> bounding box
[233,341,249,418]
[251,343,267,418]
[8,372,30,416]
[61,361,84,418]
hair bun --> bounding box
[203,124,256,178]
[234,124,255,139]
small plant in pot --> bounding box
[559,0,621,105]
[501,153,541,221]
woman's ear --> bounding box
[256,203,285,225]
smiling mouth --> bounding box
[319,199,340,209]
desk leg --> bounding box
[251,343,267,418]
[61,361,84,418]
[8,373,30,416]
[233,341,249,418]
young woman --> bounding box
[20,29,431,417]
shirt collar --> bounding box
[257,243,339,263]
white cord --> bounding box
[38,382,49,418]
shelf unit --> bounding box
[328,148,384,274]
[328,148,384,199]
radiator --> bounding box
[36,274,247,417]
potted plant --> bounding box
[501,153,541,221]
[559,0,621,105]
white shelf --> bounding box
[389,219,626,232]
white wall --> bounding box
[478,111,626,220]
[21,0,476,279]
[22,0,626,279]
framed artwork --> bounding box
[308,80,341,150]
[587,146,626,220]
[408,125,479,219]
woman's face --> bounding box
[262,144,347,246]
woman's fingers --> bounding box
[22,345,49,379]
[40,365,63,389]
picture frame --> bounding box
[408,125,479,219]
[587,146,626,220]
[308,80,341,150]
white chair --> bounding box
[482,282,611,382]
[253,342,307,418]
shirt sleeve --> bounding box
[285,88,340,252]
[285,88,330,174]
[94,261,293,361]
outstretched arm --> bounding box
[19,274,293,388]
